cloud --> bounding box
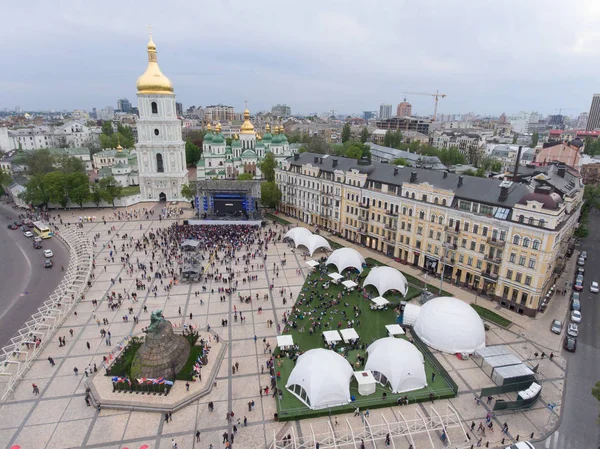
[0,0,599,115]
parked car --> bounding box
[43,249,54,258]
[577,257,585,266]
[574,275,584,291]
[563,336,577,352]
[505,441,535,449]
[571,299,581,311]
[6,223,18,230]
[33,241,42,249]
[576,266,585,276]
[581,251,587,259]
[44,259,53,268]
[550,319,562,334]
[570,310,582,323]
[23,230,34,238]
[567,323,579,337]
[591,281,599,293]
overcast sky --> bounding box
[1,0,599,117]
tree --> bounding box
[180,184,195,201]
[491,160,503,172]
[391,158,409,166]
[237,173,253,180]
[592,381,600,413]
[24,149,55,176]
[437,147,466,166]
[383,130,403,149]
[585,138,600,156]
[99,176,123,207]
[66,172,90,207]
[298,146,307,153]
[345,145,363,160]
[530,131,539,148]
[226,137,232,146]
[101,121,114,136]
[259,152,276,182]
[512,134,518,144]
[116,124,135,148]
[360,127,369,143]
[261,181,281,208]
[90,183,103,206]
[185,141,201,166]
[0,169,12,191]
[22,174,51,209]
[341,123,351,143]
[306,135,329,154]
[44,172,69,208]
[56,155,85,174]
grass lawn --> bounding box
[471,304,512,328]
[274,262,457,421]
[121,185,141,196]
[265,213,292,225]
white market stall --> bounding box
[341,280,358,291]
[328,273,344,285]
[323,330,342,345]
[385,324,405,337]
[371,296,390,309]
[339,328,360,344]
[354,370,377,396]
[306,260,320,269]
[276,335,294,349]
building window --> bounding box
[528,259,536,269]
[473,224,479,234]
[480,205,493,216]
[509,253,516,263]
[417,226,423,235]
[422,194,428,202]
[431,214,436,223]
[476,260,482,269]
[503,286,510,298]
[507,269,513,280]
[513,235,520,245]
[519,255,526,266]
[442,199,447,206]
[518,215,524,223]
[429,230,434,239]
[520,292,528,305]
[482,226,488,237]
[461,238,466,248]
[532,239,540,250]
[151,102,158,114]
[464,222,469,232]
[512,290,519,302]
[434,246,439,255]
[419,211,425,220]
[525,276,532,286]
[539,219,545,228]
[470,241,476,251]
[459,254,464,263]
[156,153,164,172]
[154,128,160,136]
[459,200,472,211]
[515,272,522,283]
[434,197,439,204]
[479,244,485,253]
[467,257,473,266]
[523,237,530,248]
[528,217,535,225]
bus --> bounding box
[33,221,52,239]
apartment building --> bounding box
[275,153,583,317]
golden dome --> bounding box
[116,143,123,152]
[265,123,271,133]
[206,123,212,131]
[257,134,262,141]
[274,125,279,135]
[216,122,222,133]
[234,133,239,140]
[136,34,174,95]
[240,108,255,134]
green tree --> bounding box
[345,145,363,160]
[585,138,600,156]
[22,174,51,208]
[260,181,281,208]
[437,147,466,166]
[259,152,277,182]
[491,160,503,172]
[341,123,351,143]
[185,141,201,166]
[44,172,69,208]
[383,130,403,149]
[360,127,369,143]
[56,155,86,174]
[298,146,307,153]
[530,131,539,148]
[512,134,518,144]
[226,137,232,146]
[101,121,114,136]
[237,173,254,180]
[0,169,12,191]
[180,184,195,201]
[24,149,55,176]
[391,158,409,166]
[90,183,103,206]
[67,172,91,207]
[99,176,123,207]
[116,124,135,148]
[592,380,600,411]
[306,135,329,154]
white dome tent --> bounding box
[306,235,332,256]
[412,297,486,354]
[363,266,408,296]
[326,248,366,274]
[365,337,427,393]
[285,349,354,409]
[285,227,314,249]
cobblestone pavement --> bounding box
[0,210,572,449]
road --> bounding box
[0,203,69,347]
[536,208,600,449]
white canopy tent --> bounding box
[328,273,344,284]
[285,227,314,249]
[306,260,320,268]
[402,303,421,326]
[323,330,342,344]
[385,324,405,337]
[354,371,377,396]
[326,248,366,274]
[341,280,358,291]
[371,296,390,309]
[412,297,486,354]
[286,349,354,409]
[365,337,427,393]
[339,328,360,343]
[276,335,294,348]
[306,235,332,256]
[363,266,409,296]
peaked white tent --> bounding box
[363,266,408,296]
[306,235,332,256]
[412,297,485,354]
[286,349,354,409]
[365,337,427,393]
[285,227,314,249]
[326,248,366,274]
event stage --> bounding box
[187,219,262,226]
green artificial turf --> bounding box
[471,304,512,328]
[265,213,292,225]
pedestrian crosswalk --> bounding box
[539,430,591,449]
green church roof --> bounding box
[241,149,257,157]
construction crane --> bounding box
[403,90,447,121]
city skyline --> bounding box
[1,0,599,116]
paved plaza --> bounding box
[0,210,573,449]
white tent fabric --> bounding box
[363,266,408,296]
[276,335,294,348]
[385,324,405,336]
[365,337,427,393]
[402,304,421,325]
[323,330,342,344]
[285,227,314,249]
[412,297,486,354]
[286,349,354,409]
[306,235,332,256]
[339,328,359,343]
[326,248,366,274]
[306,260,320,268]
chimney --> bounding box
[458,176,464,187]
[443,171,448,179]
[513,145,522,181]
[557,163,566,178]
[499,186,509,201]
[332,159,338,167]
[314,156,319,163]
[319,157,323,164]
[294,153,299,160]
[393,167,399,175]
[410,171,417,183]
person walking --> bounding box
[32,383,39,395]
[48,356,55,366]
[195,430,200,442]
[385,433,390,446]
[431,372,436,383]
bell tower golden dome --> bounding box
[136,33,174,95]
[240,108,255,134]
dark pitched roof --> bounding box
[288,152,531,207]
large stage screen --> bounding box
[214,198,244,215]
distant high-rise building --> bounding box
[117,98,132,113]
[91,108,98,119]
[576,112,588,129]
[396,98,412,117]
[379,104,392,120]
[97,107,115,121]
[586,94,600,131]
[205,104,235,122]
[363,111,377,120]
[271,104,291,117]
[176,102,183,116]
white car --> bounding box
[43,249,54,258]
[23,231,33,238]
[505,442,534,449]
[590,281,599,293]
[570,310,582,323]
[33,236,42,243]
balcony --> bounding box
[385,210,398,217]
[484,255,503,264]
[358,204,369,211]
[487,237,506,247]
[358,215,369,223]
[481,270,499,281]
[445,225,460,236]
[385,222,397,230]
